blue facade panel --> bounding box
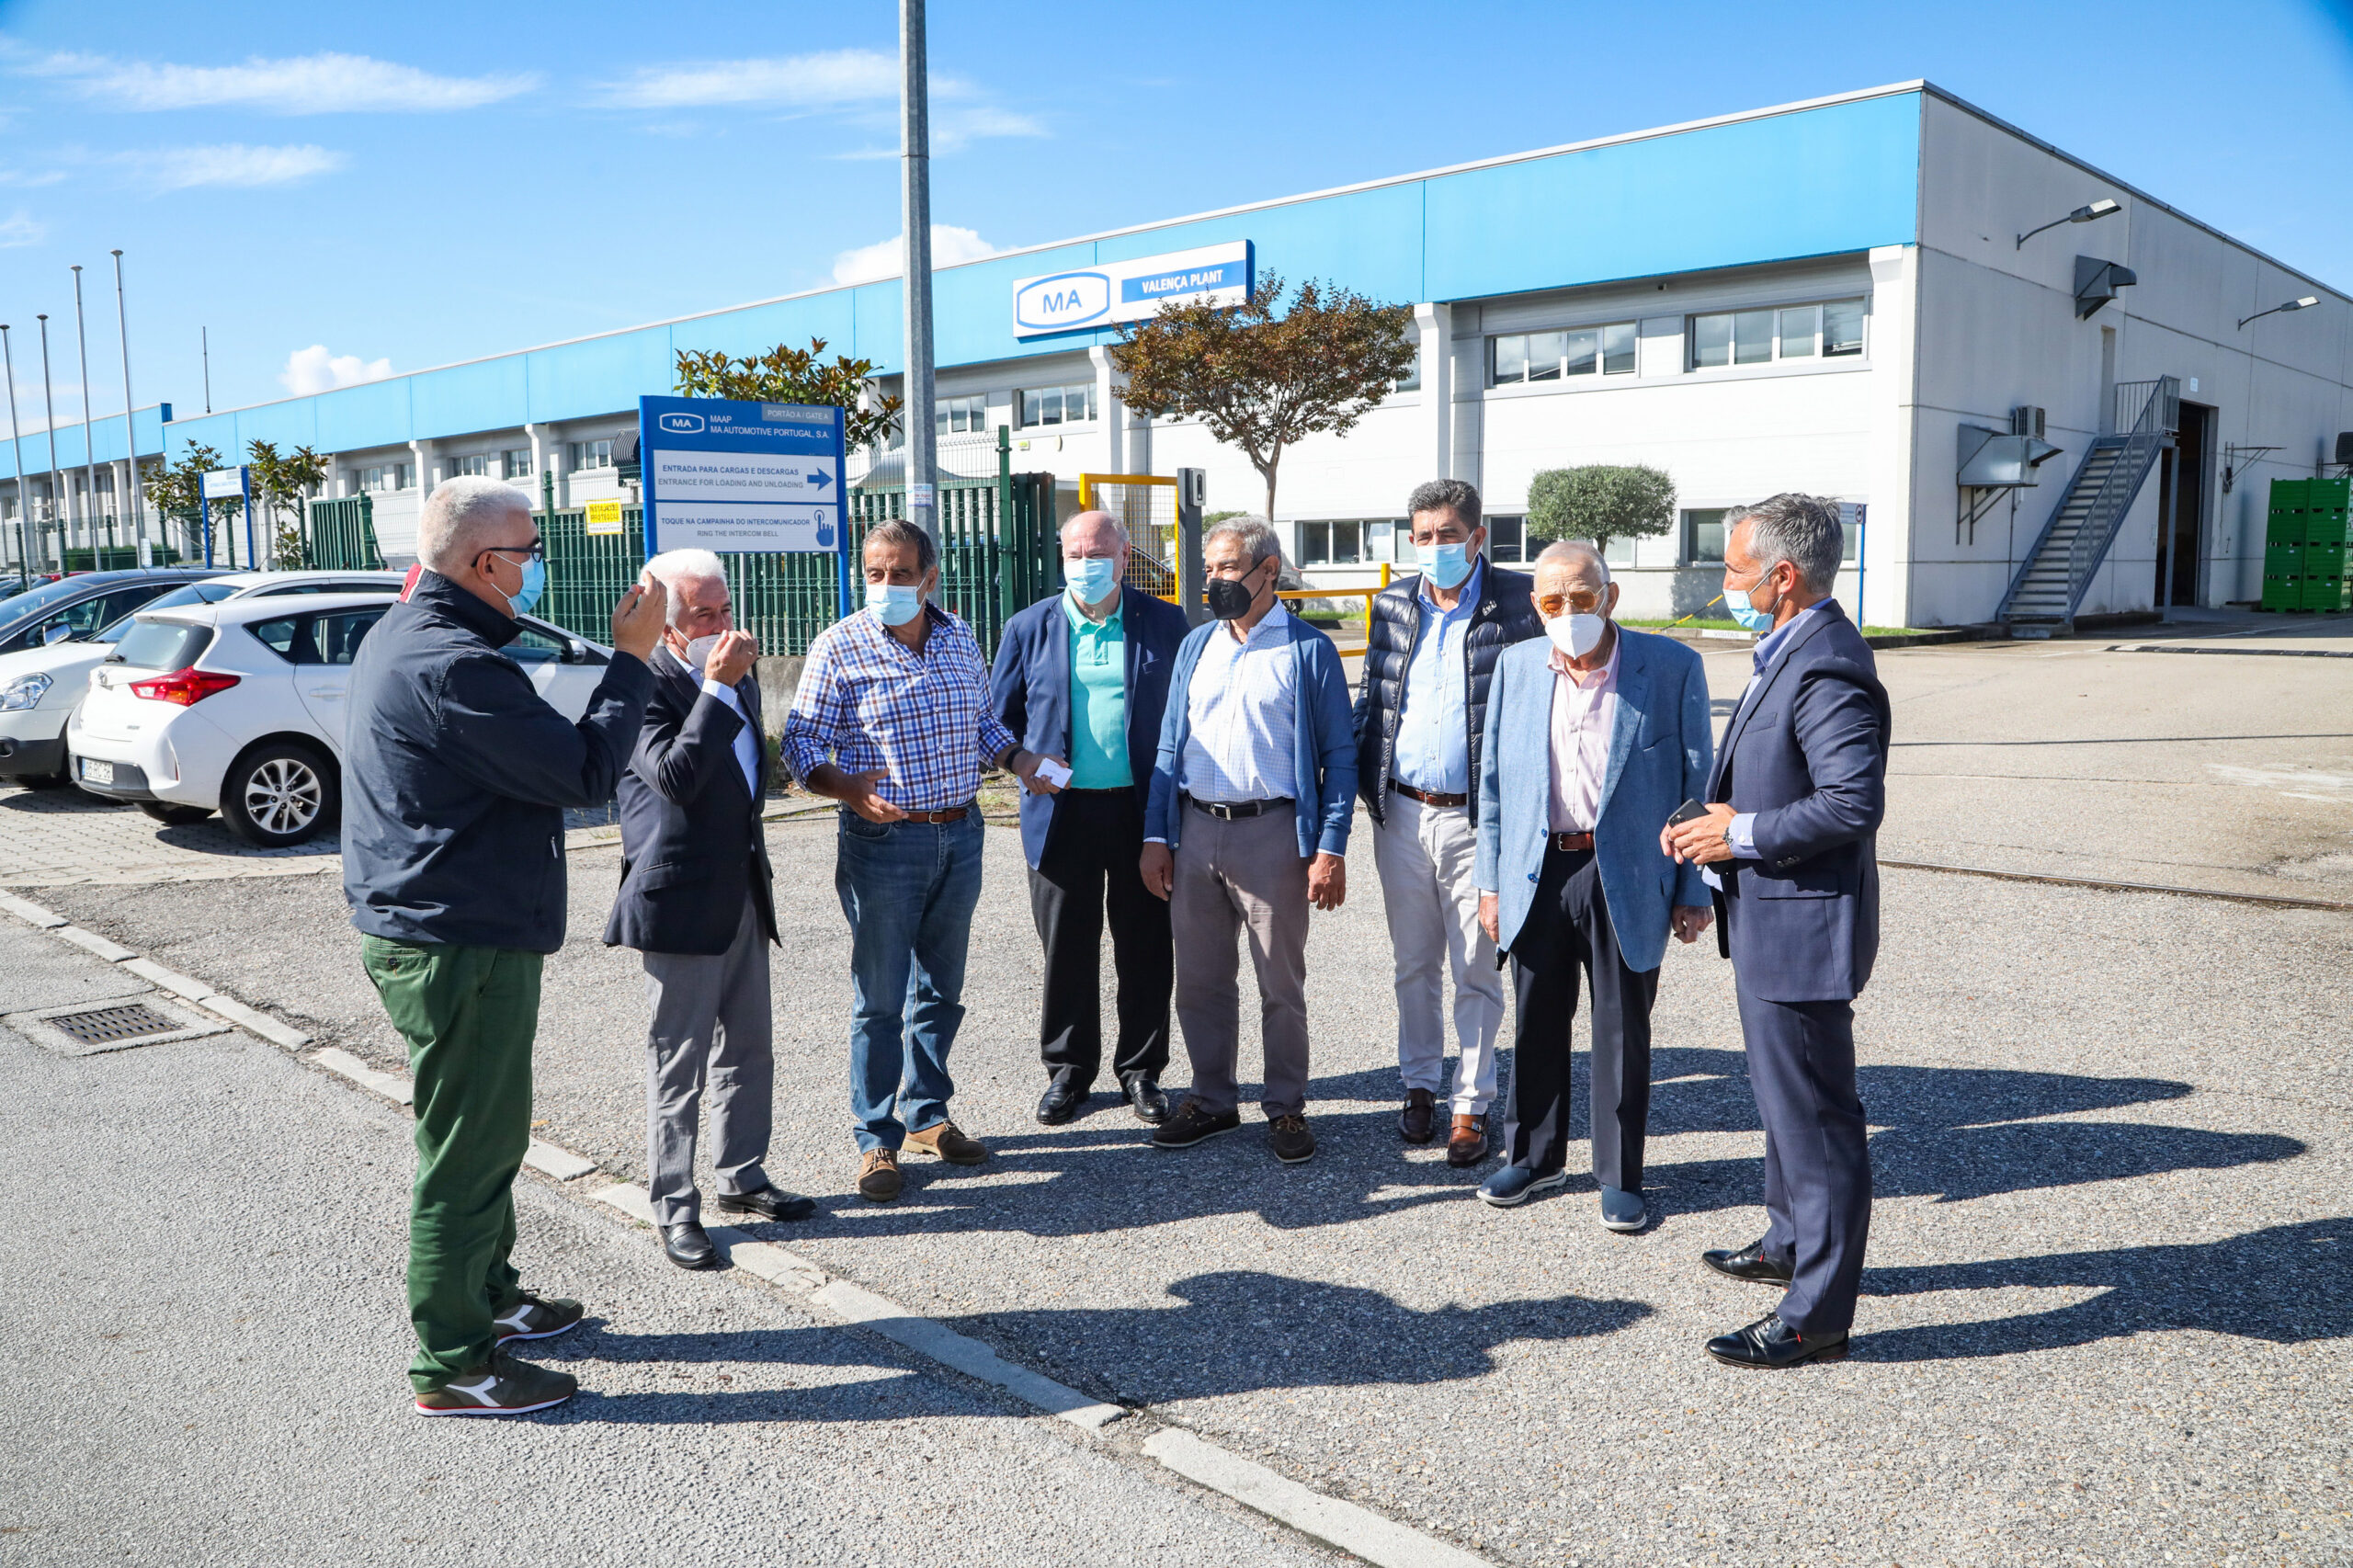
[6,403,172,477]
[148,91,1927,467]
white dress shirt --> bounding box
[701,676,762,799]
[1546,633,1619,834]
[1178,603,1299,803]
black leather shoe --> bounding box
[1702,1237,1794,1286]
[1037,1074,1089,1126]
[1706,1312,1848,1369]
[661,1221,717,1270]
[715,1186,816,1223]
[1398,1087,1437,1144]
[1121,1073,1169,1126]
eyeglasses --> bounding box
[480,539,545,565]
[1537,589,1605,617]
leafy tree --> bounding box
[674,340,901,451]
[1526,464,1677,557]
[246,440,330,570]
[1109,272,1415,525]
[144,443,248,566]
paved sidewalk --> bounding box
[0,924,1342,1568]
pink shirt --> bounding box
[1547,634,1620,834]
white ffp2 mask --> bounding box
[1546,613,1607,659]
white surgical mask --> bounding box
[1545,613,1607,659]
[682,633,722,672]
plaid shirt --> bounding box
[783,604,1017,812]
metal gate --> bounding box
[303,495,387,571]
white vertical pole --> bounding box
[111,251,146,560]
[900,0,936,542]
[38,316,63,567]
[1,325,27,585]
[73,266,104,551]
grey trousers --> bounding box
[1370,791,1505,1115]
[642,897,774,1227]
[1171,805,1313,1119]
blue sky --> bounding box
[1,0,2348,435]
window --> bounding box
[358,461,415,492]
[1298,520,1366,566]
[394,462,414,491]
[1487,515,1525,564]
[450,454,489,479]
[313,608,387,665]
[1393,345,1420,393]
[1365,519,1396,562]
[245,615,312,663]
[1684,508,1730,564]
[1690,298,1864,369]
[1490,323,1636,387]
[935,393,988,437]
[111,619,212,672]
[570,438,614,471]
[502,449,532,480]
[1018,382,1096,428]
[502,621,575,665]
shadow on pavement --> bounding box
[1857,1215,2353,1358]
[546,1321,989,1424]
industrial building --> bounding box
[5,80,2348,631]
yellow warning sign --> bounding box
[585,499,624,537]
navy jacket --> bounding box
[343,572,653,953]
[1707,600,1892,1002]
[1144,612,1358,860]
[989,584,1190,869]
[1352,562,1542,824]
[602,644,777,955]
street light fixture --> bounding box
[2016,198,2121,249]
[2237,295,2320,331]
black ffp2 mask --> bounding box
[1205,564,1264,621]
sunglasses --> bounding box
[1537,589,1606,617]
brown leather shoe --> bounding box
[1446,1114,1488,1167]
[858,1148,902,1202]
[905,1120,987,1165]
[1399,1087,1437,1144]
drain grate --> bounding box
[48,1003,185,1045]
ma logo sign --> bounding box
[1014,271,1111,333]
[658,413,706,434]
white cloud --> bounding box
[933,105,1046,153]
[0,210,45,247]
[278,345,392,396]
[831,225,1001,286]
[145,144,345,190]
[35,50,537,114]
[601,50,899,109]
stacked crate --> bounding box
[2261,477,2352,611]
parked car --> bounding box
[0,568,224,661]
[0,569,407,788]
[68,592,616,846]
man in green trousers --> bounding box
[344,476,666,1416]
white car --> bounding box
[67,591,618,846]
[0,569,408,789]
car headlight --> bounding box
[0,673,52,711]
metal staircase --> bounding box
[1997,376,2178,635]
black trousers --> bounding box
[1028,787,1172,1085]
[1504,845,1658,1188]
[1734,976,1871,1338]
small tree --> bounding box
[1526,464,1677,558]
[246,440,329,570]
[145,442,247,565]
[1110,272,1416,525]
[674,339,901,451]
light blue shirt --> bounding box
[1391,557,1485,795]
[701,676,762,798]
[1723,599,1832,858]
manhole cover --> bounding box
[49,1003,183,1044]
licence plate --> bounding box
[80,758,113,785]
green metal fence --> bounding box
[303,494,387,571]
[534,426,1059,657]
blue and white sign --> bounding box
[638,395,847,556]
[1012,241,1253,338]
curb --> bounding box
[0,887,1498,1568]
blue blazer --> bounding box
[1475,628,1712,974]
[1706,600,1892,1002]
[989,585,1191,869]
[1143,613,1358,860]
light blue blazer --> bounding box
[1474,627,1713,974]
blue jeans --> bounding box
[835,809,985,1152]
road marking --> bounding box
[309,1047,415,1106]
[1144,1429,1495,1568]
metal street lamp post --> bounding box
[900,0,936,544]
[38,315,63,571]
[1,324,27,585]
[112,251,146,563]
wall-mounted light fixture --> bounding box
[2017,198,2121,250]
[2236,296,2319,331]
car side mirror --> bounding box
[41,622,74,646]
[562,638,587,665]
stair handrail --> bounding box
[2059,376,2177,617]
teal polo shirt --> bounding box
[1063,592,1130,788]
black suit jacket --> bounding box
[601,645,777,955]
[1706,600,1891,1002]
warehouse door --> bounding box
[2155,401,2213,607]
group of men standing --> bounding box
[339,467,1890,1416]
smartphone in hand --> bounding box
[1665,798,1709,828]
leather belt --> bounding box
[1187,796,1291,821]
[895,805,972,824]
[1391,780,1468,809]
[1549,831,1595,853]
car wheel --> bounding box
[138,801,213,826]
[221,741,338,847]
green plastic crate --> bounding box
[2262,574,2302,611]
[2300,575,2347,610]
[2266,542,2304,574]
